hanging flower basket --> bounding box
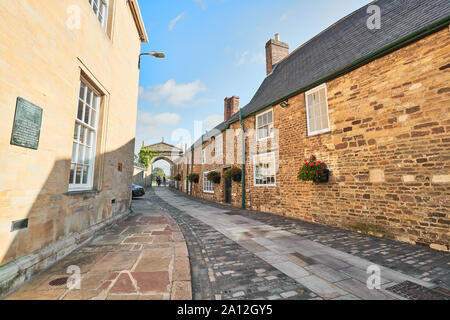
[188,173,199,183]
[207,171,221,184]
[223,166,242,182]
[297,155,330,183]
[174,174,182,181]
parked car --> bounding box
[132,184,145,197]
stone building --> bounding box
[174,0,450,251]
[0,0,147,295]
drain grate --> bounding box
[223,211,241,215]
[386,281,450,300]
[49,277,69,287]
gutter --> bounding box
[128,0,149,43]
[228,15,450,124]
[239,108,246,209]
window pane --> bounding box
[307,93,313,106]
[84,147,91,164]
[84,107,91,124]
[77,101,84,120]
[268,111,273,123]
[75,165,82,184]
[70,164,75,184]
[92,96,99,110]
[257,116,262,127]
[87,130,94,147]
[72,143,78,162]
[320,101,328,118]
[82,166,89,184]
[319,88,326,103]
[73,124,79,140]
[79,85,86,100]
[90,109,96,127]
[78,145,85,164]
[80,127,86,144]
[86,90,93,106]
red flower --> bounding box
[311,155,315,158]
[309,163,314,167]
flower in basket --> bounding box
[223,166,242,182]
[174,174,182,181]
[297,155,330,183]
[206,171,221,184]
[187,173,199,183]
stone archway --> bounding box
[140,139,183,186]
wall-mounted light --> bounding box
[280,99,290,108]
[139,52,166,69]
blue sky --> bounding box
[136,0,370,172]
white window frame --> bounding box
[305,83,331,136]
[89,0,109,29]
[203,171,215,194]
[256,108,274,141]
[69,79,101,192]
[253,152,277,187]
[201,148,206,164]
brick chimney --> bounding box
[265,33,289,75]
[224,96,240,121]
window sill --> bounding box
[254,183,277,187]
[65,189,99,196]
[203,190,215,194]
[307,129,331,137]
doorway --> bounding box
[225,178,232,204]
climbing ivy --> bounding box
[138,147,162,169]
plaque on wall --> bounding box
[10,97,43,150]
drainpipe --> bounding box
[190,148,194,196]
[239,108,246,209]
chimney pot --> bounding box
[275,33,279,41]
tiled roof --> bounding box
[190,0,450,150]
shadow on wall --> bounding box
[0,139,135,296]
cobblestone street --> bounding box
[4,187,449,300]
[151,187,450,300]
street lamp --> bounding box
[139,52,165,69]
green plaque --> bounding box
[10,97,43,150]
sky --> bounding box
[136,0,371,173]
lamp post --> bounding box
[139,52,165,68]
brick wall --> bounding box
[176,27,450,251]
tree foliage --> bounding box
[152,167,165,181]
[138,147,161,169]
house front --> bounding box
[0,0,148,295]
[175,0,450,251]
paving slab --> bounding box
[3,191,192,300]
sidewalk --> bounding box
[3,192,191,300]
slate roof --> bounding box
[189,0,450,150]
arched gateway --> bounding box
[139,139,183,186]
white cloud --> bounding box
[235,50,264,66]
[169,12,185,31]
[203,114,223,130]
[250,52,265,64]
[280,12,289,21]
[235,51,248,66]
[195,0,206,10]
[139,79,207,107]
[137,111,181,129]
[136,111,181,152]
